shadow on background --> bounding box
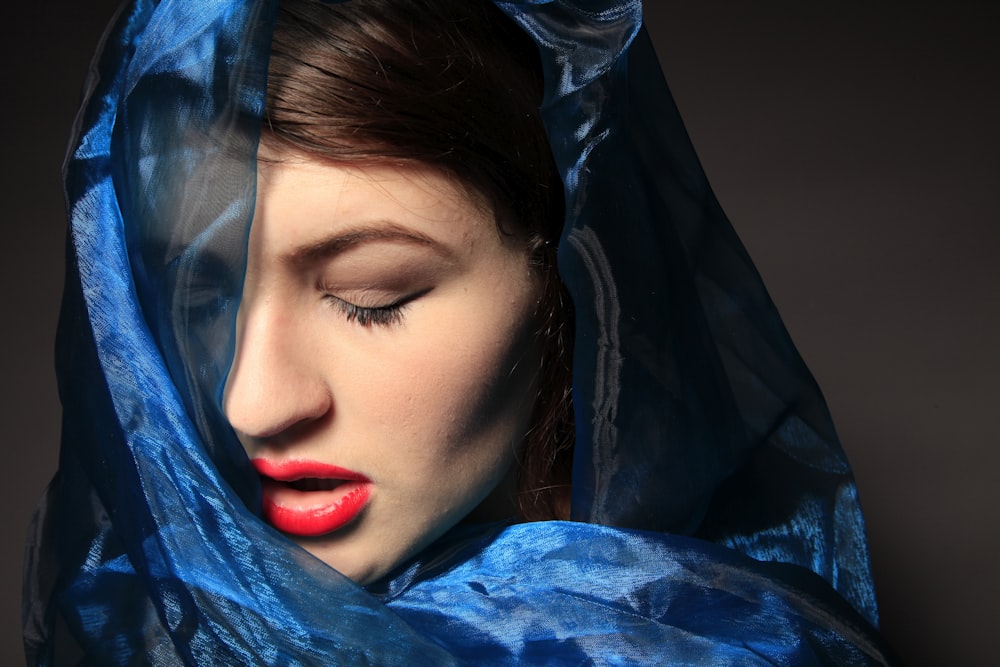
[3,1,997,664]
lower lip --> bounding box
[253,459,373,537]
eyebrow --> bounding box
[283,223,452,267]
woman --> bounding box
[24,0,895,663]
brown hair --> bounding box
[265,0,574,520]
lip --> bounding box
[252,458,372,537]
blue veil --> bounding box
[23,0,894,663]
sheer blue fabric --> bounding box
[500,1,879,620]
[23,0,893,664]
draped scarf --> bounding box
[23,0,894,663]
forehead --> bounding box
[258,153,483,215]
[258,141,492,206]
[249,153,521,268]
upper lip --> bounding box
[251,458,370,483]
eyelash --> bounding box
[322,289,429,328]
[326,296,405,327]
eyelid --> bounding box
[322,288,432,328]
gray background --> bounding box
[2,1,997,664]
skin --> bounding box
[223,155,542,585]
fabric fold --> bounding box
[24,0,887,663]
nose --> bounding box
[223,302,331,441]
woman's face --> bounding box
[223,156,542,584]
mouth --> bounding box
[251,458,373,537]
[286,477,344,492]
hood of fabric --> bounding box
[23,0,880,663]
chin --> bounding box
[289,535,381,585]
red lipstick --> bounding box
[252,458,372,537]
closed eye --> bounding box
[322,288,431,328]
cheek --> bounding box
[370,296,541,465]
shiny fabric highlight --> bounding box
[24,0,893,664]
[378,523,890,664]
